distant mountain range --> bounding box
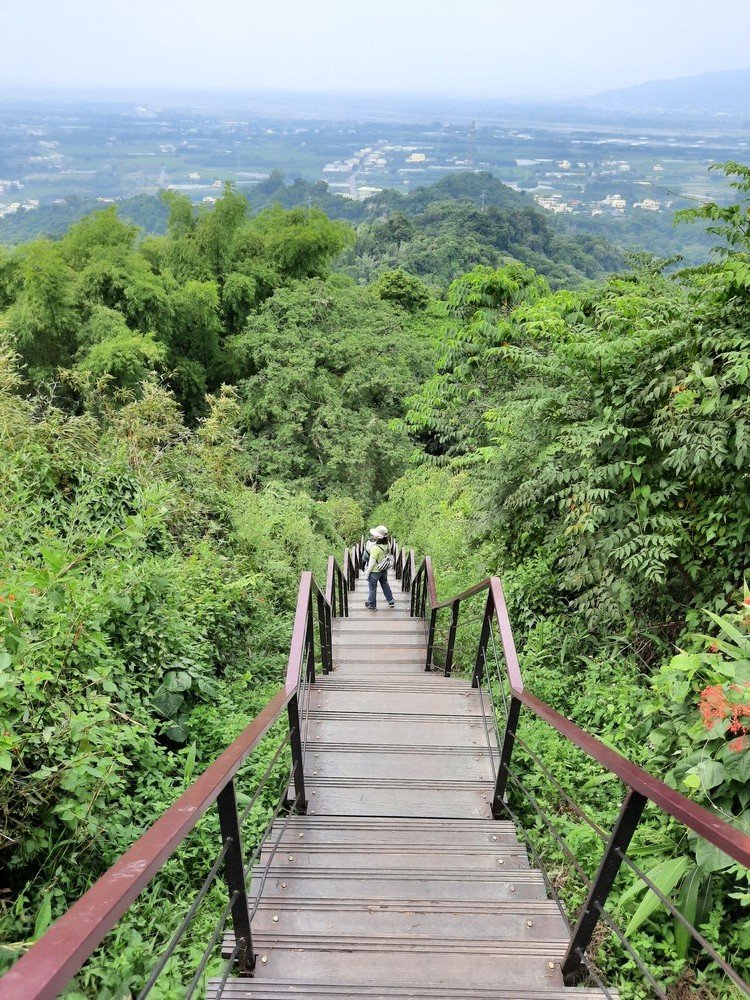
[582,69,750,114]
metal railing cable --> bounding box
[613,848,750,997]
[511,731,608,842]
[572,949,618,1000]
[183,890,240,1000]
[504,769,593,887]
[475,655,498,782]
[212,938,242,1000]
[136,839,233,1000]
[237,734,290,828]
[494,792,573,932]
[593,909,668,1000]
[248,805,296,921]
[242,790,289,883]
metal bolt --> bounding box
[313,771,318,776]
[280,881,287,889]
[288,855,294,861]
[547,962,555,970]
[261,956,268,965]
[298,832,304,838]
[272,915,279,923]
[497,858,504,865]
[526,919,533,928]
[509,885,516,893]
[491,835,497,842]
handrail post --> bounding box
[316,590,331,674]
[306,594,316,683]
[444,601,459,676]
[561,789,647,985]
[341,567,348,616]
[287,694,308,814]
[472,592,493,688]
[216,779,256,976]
[492,695,521,815]
[425,607,437,671]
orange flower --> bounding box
[728,735,749,753]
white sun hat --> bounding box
[369,525,389,539]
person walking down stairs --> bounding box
[363,525,395,610]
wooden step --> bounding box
[333,618,424,631]
[306,712,498,748]
[330,662,430,675]
[334,635,426,647]
[259,844,529,871]
[304,747,495,781]
[301,778,493,818]
[217,938,567,991]
[248,866,546,902]
[317,677,466,690]
[209,983,614,1000]
[307,689,483,716]
[334,645,427,660]
[270,815,513,845]
[224,901,567,952]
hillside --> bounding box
[583,67,750,114]
[0,172,624,289]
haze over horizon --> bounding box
[1,0,749,102]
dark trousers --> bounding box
[367,570,394,608]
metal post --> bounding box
[472,593,493,688]
[561,789,647,985]
[216,780,256,975]
[444,602,459,676]
[492,695,521,814]
[425,608,437,672]
[286,694,308,814]
[316,590,330,674]
[306,595,315,683]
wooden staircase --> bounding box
[209,576,609,998]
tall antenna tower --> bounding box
[467,120,477,170]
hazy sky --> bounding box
[1,0,749,100]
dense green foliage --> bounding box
[0,187,438,994]
[1,163,748,998]
[339,174,624,288]
[0,356,363,992]
[374,164,750,996]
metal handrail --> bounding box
[0,571,337,1000]
[398,539,750,995]
[325,556,349,618]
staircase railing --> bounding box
[0,569,344,1000]
[402,546,750,999]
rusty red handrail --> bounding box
[409,555,750,867]
[0,571,333,1000]
[399,535,750,991]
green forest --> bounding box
[0,162,748,998]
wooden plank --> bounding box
[307,689,484,716]
[209,980,617,999]
[306,748,495,781]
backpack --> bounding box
[373,549,393,573]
